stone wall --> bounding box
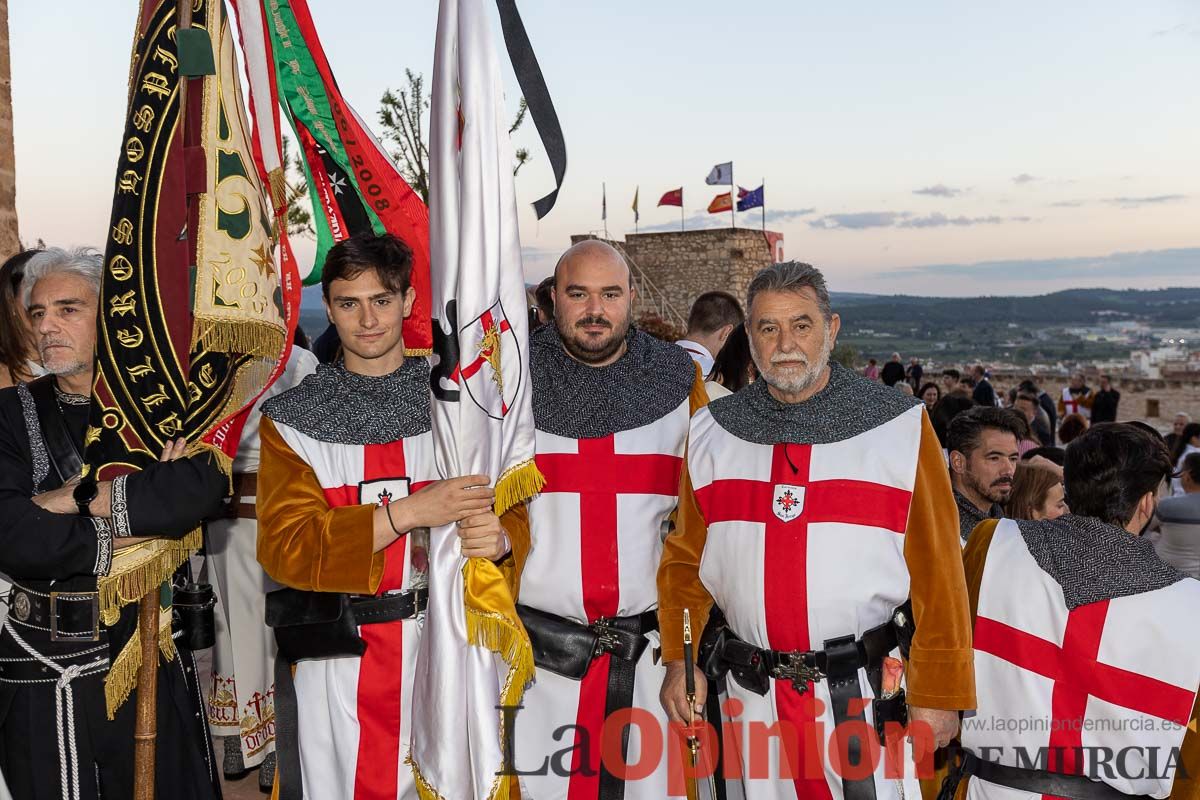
[571,228,780,323]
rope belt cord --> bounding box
[5,623,107,800]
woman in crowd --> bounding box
[1156,452,1200,577]
[917,381,940,410]
[1058,413,1089,445]
[705,322,754,399]
[0,249,41,388]
[1005,461,1068,521]
[1170,423,1200,496]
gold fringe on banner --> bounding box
[405,347,434,357]
[191,319,286,361]
[97,530,202,626]
[493,458,544,517]
[104,604,176,719]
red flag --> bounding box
[708,191,733,214]
[657,187,683,207]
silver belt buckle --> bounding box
[778,651,824,694]
[49,591,101,643]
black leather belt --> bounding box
[962,750,1155,800]
[350,589,427,625]
[701,603,914,800]
[517,605,657,680]
[8,586,100,642]
[272,587,425,800]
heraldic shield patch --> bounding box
[773,484,806,522]
[459,299,523,421]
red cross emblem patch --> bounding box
[359,477,411,508]
[773,484,805,522]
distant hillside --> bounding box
[831,287,1200,327]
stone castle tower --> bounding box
[570,228,784,330]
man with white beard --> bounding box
[659,261,976,800]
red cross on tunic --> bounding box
[694,443,912,799]
[1063,395,1081,415]
[974,601,1195,797]
[322,440,432,800]
[535,434,683,800]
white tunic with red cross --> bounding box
[963,519,1200,800]
[513,396,691,800]
[1061,387,1090,420]
[687,402,926,800]
[273,421,438,800]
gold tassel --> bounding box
[267,167,287,210]
[105,630,142,719]
[493,459,545,517]
[404,347,434,357]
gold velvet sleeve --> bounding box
[658,459,714,662]
[903,411,977,710]
[498,501,531,600]
[963,518,1000,621]
[655,369,714,662]
[256,417,385,594]
[1171,694,1200,800]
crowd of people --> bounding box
[3,238,1200,800]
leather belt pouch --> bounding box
[517,604,597,680]
[873,690,908,744]
[266,588,365,663]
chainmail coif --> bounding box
[1017,514,1185,609]
[530,324,696,439]
[707,361,921,445]
[261,357,431,445]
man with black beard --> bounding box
[502,240,707,798]
[947,406,1024,544]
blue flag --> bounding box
[737,184,764,212]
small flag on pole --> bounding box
[602,182,607,221]
[632,186,639,223]
[737,184,764,212]
[658,187,683,207]
[706,161,733,185]
[707,192,733,214]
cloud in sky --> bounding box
[809,211,1032,230]
[1105,194,1188,208]
[913,184,965,198]
[1012,173,1040,185]
[880,247,1200,284]
[1050,200,1085,208]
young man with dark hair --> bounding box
[947,406,1024,543]
[941,368,962,396]
[955,423,1200,800]
[255,232,509,798]
[676,290,744,376]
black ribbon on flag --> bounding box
[494,0,567,219]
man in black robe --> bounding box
[0,247,226,800]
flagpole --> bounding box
[762,177,766,232]
[681,188,685,232]
[602,182,608,239]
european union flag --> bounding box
[737,184,764,212]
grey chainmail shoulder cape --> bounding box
[261,357,431,445]
[530,324,696,439]
[1015,515,1185,609]
[707,361,921,445]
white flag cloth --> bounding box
[409,1,541,798]
[706,160,733,185]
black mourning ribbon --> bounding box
[494,0,567,219]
